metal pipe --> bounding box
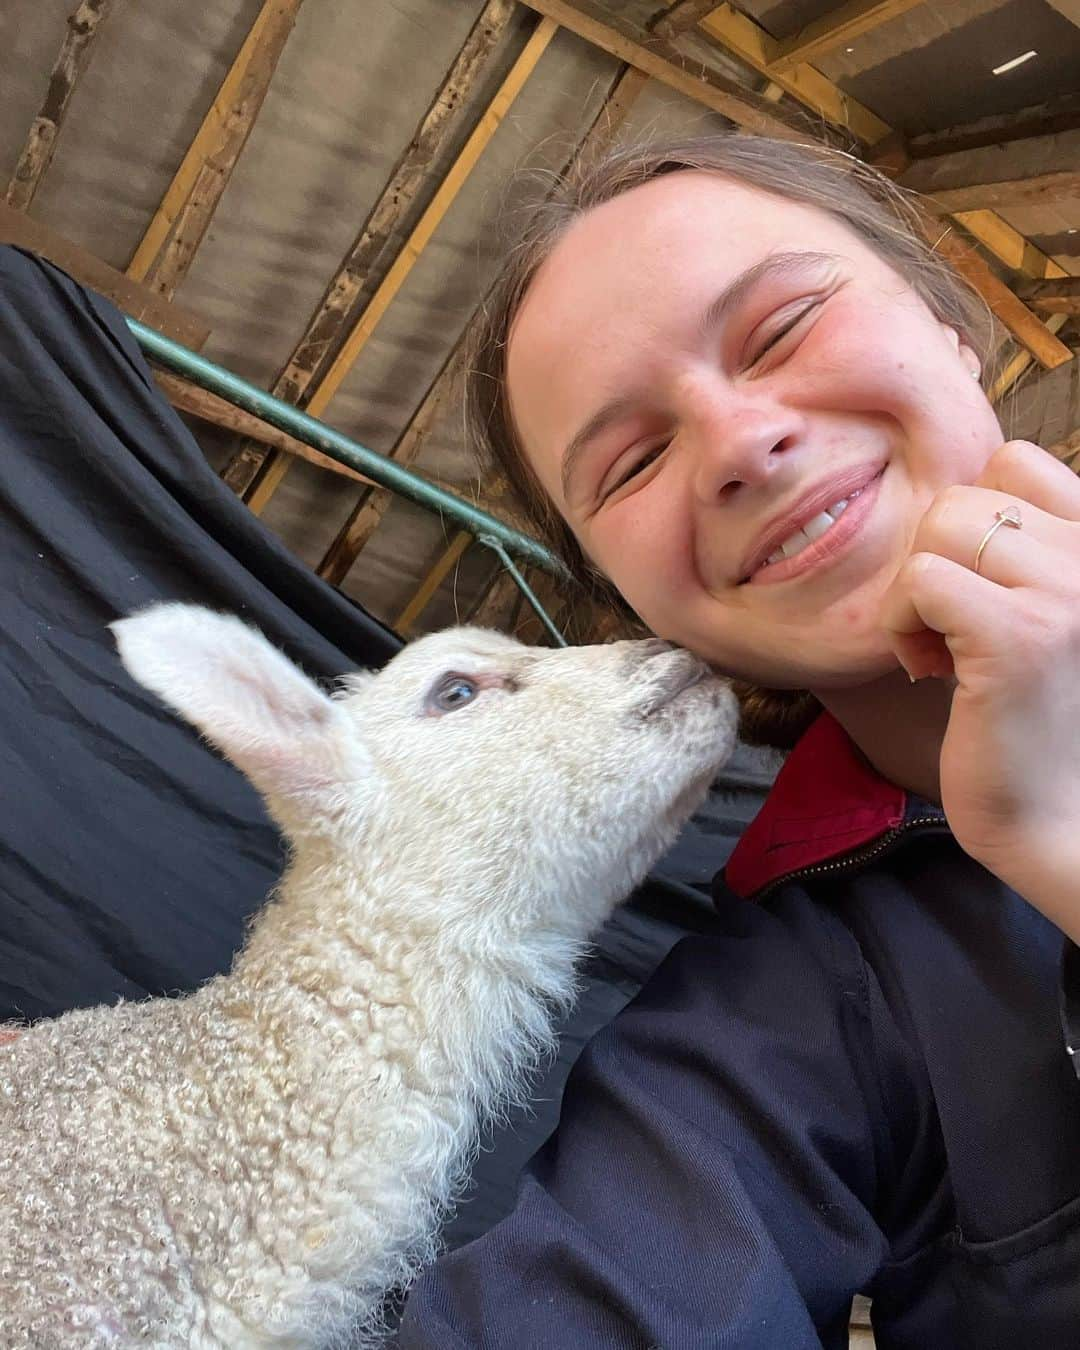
[477,535,567,646]
[125,318,569,579]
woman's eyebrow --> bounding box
[699,249,839,337]
[560,250,839,501]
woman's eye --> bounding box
[602,442,669,501]
[749,302,818,366]
[429,675,479,713]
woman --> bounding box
[399,136,1080,1348]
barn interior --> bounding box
[3,3,1079,1342]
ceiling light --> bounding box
[992,50,1037,75]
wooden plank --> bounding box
[989,315,1069,405]
[697,3,893,146]
[0,201,210,348]
[304,16,558,420]
[243,14,559,515]
[932,227,1073,370]
[126,0,304,299]
[5,0,118,211]
[653,0,730,38]
[693,3,1070,363]
[316,348,463,584]
[395,531,472,635]
[769,0,929,73]
[1022,277,1080,305]
[952,211,1068,281]
[388,60,651,624]
[221,0,516,497]
[918,170,1080,215]
[515,0,811,140]
[152,370,374,485]
[909,91,1080,160]
[1028,294,1080,317]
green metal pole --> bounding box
[125,318,569,579]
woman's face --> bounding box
[506,172,1004,690]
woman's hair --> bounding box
[467,134,1001,748]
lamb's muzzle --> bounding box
[0,604,738,1349]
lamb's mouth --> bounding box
[641,661,709,717]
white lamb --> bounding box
[0,603,737,1349]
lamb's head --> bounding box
[112,605,738,941]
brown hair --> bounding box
[467,134,1001,748]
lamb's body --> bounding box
[0,607,736,1348]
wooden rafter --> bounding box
[696,3,892,146]
[221,0,517,500]
[653,0,729,39]
[5,0,118,212]
[1022,278,1080,318]
[691,3,1072,368]
[909,91,1080,161]
[389,60,652,634]
[395,531,473,635]
[768,0,930,74]
[241,12,559,517]
[514,0,811,141]
[153,371,374,486]
[0,201,209,348]
[914,170,1080,215]
[315,344,465,585]
[126,0,304,300]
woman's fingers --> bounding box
[908,484,1069,592]
[976,440,1080,522]
[881,551,1028,681]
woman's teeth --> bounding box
[763,489,863,568]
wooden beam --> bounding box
[242,13,559,516]
[0,201,210,348]
[389,60,651,626]
[221,0,516,500]
[932,227,1073,370]
[952,211,1068,282]
[152,370,374,486]
[909,91,1080,161]
[697,3,892,146]
[918,170,1080,215]
[5,0,118,211]
[316,347,463,585]
[1021,277,1080,315]
[988,314,1069,405]
[653,0,729,38]
[395,531,472,635]
[515,0,811,141]
[694,4,1071,367]
[769,0,929,73]
[126,0,304,300]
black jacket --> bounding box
[400,715,1080,1348]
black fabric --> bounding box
[0,245,773,1256]
[400,823,1080,1350]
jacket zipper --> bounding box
[754,815,946,901]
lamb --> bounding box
[0,603,737,1349]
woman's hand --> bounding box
[880,441,1080,940]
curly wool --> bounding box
[0,606,737,1348]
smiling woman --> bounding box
[399,131,1080,1350]
[471,136,1002,746]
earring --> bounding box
[971,369,980,380]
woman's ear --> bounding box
[941,324,981,382]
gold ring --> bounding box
[973,505,1022,576]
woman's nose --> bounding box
[679,380,803,504]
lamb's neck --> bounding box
[191,864,584,1319]
[224,855,584,1132]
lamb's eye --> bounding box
[429,675,480,714]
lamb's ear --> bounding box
[111,604,367,803]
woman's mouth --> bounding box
[744,469,885,586]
